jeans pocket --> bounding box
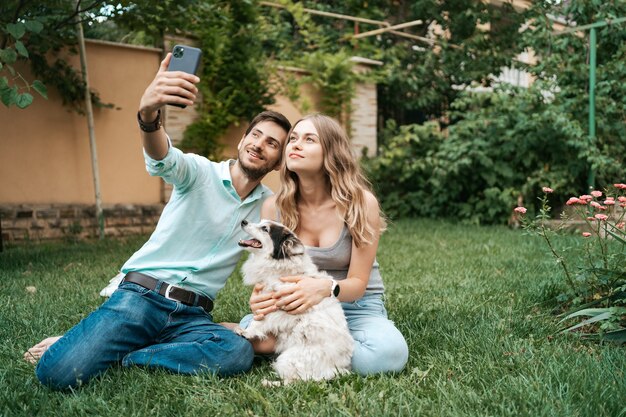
[191,304,214,320]
[352,294,387,317]
[117,282,152,297]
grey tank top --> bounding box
[305,225,385,295]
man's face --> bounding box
[237,120,288,181]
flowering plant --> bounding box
[515,183,626,344]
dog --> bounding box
[235,219,353,384]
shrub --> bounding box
[365,83,625,224]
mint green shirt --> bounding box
[121,146,270,300]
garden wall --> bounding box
[0,39,381,244]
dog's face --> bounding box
[238,220,305,260]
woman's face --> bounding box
[285,119,324,175]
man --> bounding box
[25,52,291,390]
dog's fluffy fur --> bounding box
[236,219,353,384]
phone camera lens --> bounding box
[173,47,184,58]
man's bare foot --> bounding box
[23,336,61,364]
[219,322,276,354]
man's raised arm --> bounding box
[137,53,200,160]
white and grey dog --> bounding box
[236,219,353,384]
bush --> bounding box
[363,120,443,219]
[365,83,626,224]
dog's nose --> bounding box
[241,220,248,226]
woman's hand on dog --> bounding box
[274,276,333,315]
[249,283,278,320]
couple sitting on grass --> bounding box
[24,53,408,390]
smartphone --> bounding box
[166,44,202,108]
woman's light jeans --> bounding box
[240,293,408,375]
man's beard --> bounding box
[239,147,274,181]
[239,162,270,181]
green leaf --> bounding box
[15,92,33,109]
[32,80,47,99]
[6,22,26,40]
[0,48,18,64]
[1,84,18,107]
[15,41,28,58]
[601,328,626,345]
[560,307,613,322]
[560,311,614,333]
[606,228,626,245]
[24,20,44,34]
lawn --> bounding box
[1,219,624,417]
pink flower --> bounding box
[614,183,626,189]
[514,207,527,214]
[617,222,625,230]
[586,217,595,221]
[591,201,602,209]
[603,199,615,205]
[594,214,608,221]
[542,187,554,193]
[582,232,591,237]
[566,197,582,205]
[591,190,603,198]
[579,195,593,202]
[618,196,626,203]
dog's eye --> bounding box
[261,226,269,232]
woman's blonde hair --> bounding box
[275,114,385,247]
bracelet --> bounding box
[137,109,162,132]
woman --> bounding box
[241,113,408,375]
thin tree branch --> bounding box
[52,0,103,31]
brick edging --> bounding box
[0,203,163,243]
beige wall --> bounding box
[0,40,162,205]
[0,39,379,207]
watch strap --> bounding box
[330,279,340,297]
[137,109,162,132]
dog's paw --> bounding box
[262,379,284,387]
[233,326,246,337]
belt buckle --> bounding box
[163,284,180,302]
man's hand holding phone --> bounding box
[138,52,200,121]
[138,49,201,160]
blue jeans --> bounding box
[240,293,408,375]
[36,281,254,390]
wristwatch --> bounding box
[330,279,340,297]
[137,109,162,132]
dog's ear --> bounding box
[271,229,305,260]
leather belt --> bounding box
[123,272,213,312]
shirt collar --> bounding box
[219,160,268,203]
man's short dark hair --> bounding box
[245,110,291,137]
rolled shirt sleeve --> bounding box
[143,139,204,193]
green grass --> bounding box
[1,219,624,417]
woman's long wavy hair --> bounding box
[276,114,385,247]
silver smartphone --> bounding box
[166,44,202,108]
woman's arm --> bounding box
[260,195,279,221]
[334,190,381,301]
[276,191,382,312]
